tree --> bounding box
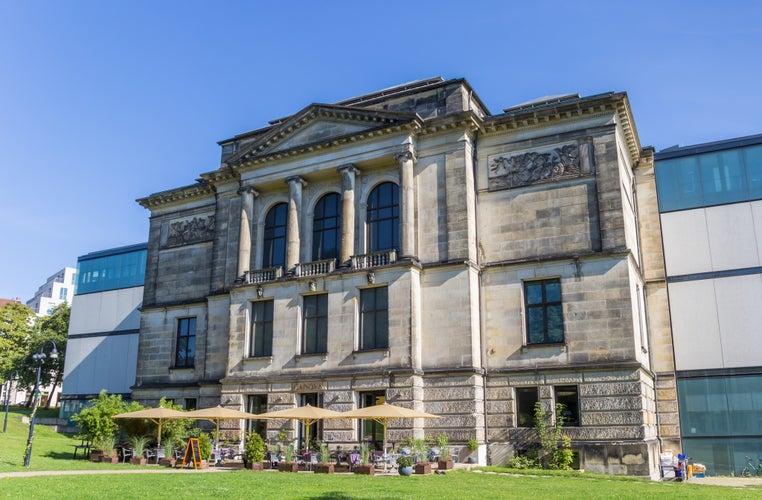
[534,402,574,470]
[72,390,128,451]
[0,302,35,382]
[30,303,69,407]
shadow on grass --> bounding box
[305,494,400,500]
[44,451,80,461]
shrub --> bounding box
[396,455,414,468]
[318,443,331,464]
[359,443,370,464]
[534,402,574,470]
[72,391,127,450]
[197,432,212,461]
[435,433,451,459]
[506,455,540,469]
[244,432,266,463]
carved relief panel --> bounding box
[488,142,592,191]
[161,214,216,248]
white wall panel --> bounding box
[669,280,722,370]
[661,210,712,276]
[714,274,762,368]
[706,204,760,271]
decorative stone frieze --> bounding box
[163,215,216,248]
[488,143,581,191]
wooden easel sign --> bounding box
[181,437,202,469]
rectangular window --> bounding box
[59,288,67,300]
[360,286,388,350]
[250,300,274,357]
[516,387,539,427]
[247,394,268,438]
[184,398,197,411]
[524,279,564,345]
[175,317,196,368]
[302,294,328,354]
[555,385,579,426]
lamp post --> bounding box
[3,370,19,433]
[23,340,58,467]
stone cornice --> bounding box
[417,111,484,136]
[198,165,238,185]
[483,92,642,162]
[232,120,423,170]
[136,182,216,209]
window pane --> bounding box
[264,203,287,267]
[555,385,579,426]
[367,183,399,252]
[312,193,341,260]
[527,307,545,343]
[516,387,538,427]
[526,283,543,305]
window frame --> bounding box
[175,316,197,368]
[366,182,399,253]
[312,192,342,261]
[250,299,274,358]
[263,202,288,268]
[359,286,388,351]
[554,385,580,427]
[524,278,564,345]
[516,386,539,427]
[302,293,328,355]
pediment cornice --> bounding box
[226,104,421,169]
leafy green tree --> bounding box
[0,302,35,381]
[72,390,129,451]
[28,303,69,407]
[534,402,574,470]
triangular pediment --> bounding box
[227,104,418,166]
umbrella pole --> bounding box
[157,421,162,464]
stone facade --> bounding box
[135,78,678,477]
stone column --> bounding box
[237,186,258,278]
[337,164,358,266]
[285,176,307,271]
[395,150,416,259]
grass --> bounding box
[1,408,761,499]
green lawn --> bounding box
[1,408,760,499]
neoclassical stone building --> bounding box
[135,77,678,477]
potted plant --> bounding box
[405,438,430,474]
[278,444,298,472]
[128,435,150,465]
[244,432,265,471]
[397,455,414,476]
[197,432,212,468]
[467,439,478,464]
[159,439,177,467]
[353,443,374,475]
[98,436,119,464]
[436,434,453,470]
[314,443,334,474]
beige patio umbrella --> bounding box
[183,405,262,460]
[341,403,441,470]
[113,407,188,454]
[256,404,343,453]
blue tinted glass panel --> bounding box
[76,248,147,294]
[656,143,762,212]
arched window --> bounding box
[367,182,399,252]
[263,203,287,268]
[312,193,341,260]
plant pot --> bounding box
[398,466,413,476]
[101,452,119,464]
[467,456,477,464]
[278,461,299,472]
[245,461,264,470]
[159,457,177,467]
[314,463,334,474]
[130,456,147,466]
[438,458,453,470]
[414,462,431,475]
[353,464,374,475]
[90,451,104,462]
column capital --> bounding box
[285,176,308,187]
[337,164,359,175]
[394,150,416,164]
[237,185,259,196]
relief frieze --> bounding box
[163,215,216,248]
[488,143,582,190]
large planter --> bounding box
[278,461,299,472]
[398,466,413,476]
[130,456,147,466]
[90,451,104,462]
[314,463,334,474]
[353,464,374,475]
[438,458,453,470]
[414,462,431,475]
[159,457,177,467]
[245,461,264,471]
[100,452,118,464]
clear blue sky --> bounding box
[2,1,760,301]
